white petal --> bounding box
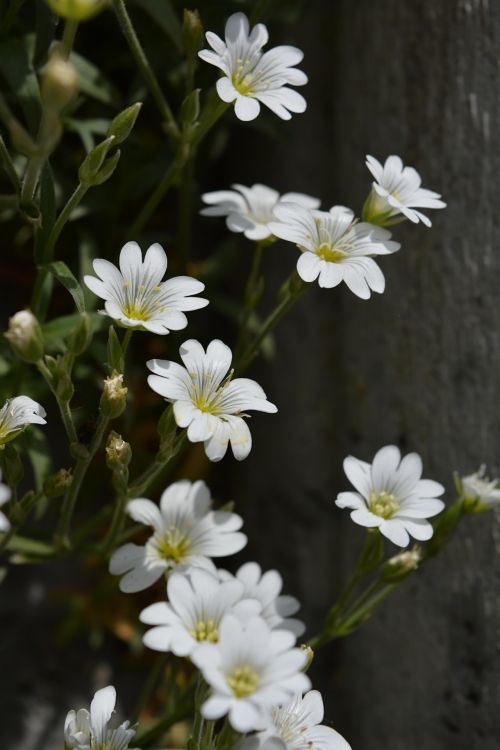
[297,252,321,282]
[127,498,163,531]
[379,519,410,547]
[90,686,116,742]
[234,96,261,121]
[217,77,238,103]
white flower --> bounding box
[201,184,320,241]
[268,205,399,299]
[84,242,208,334]
[0,395,47,447]
[198,12,307,122]
[335,445,445,547]
[147,339,277,462]
[0,469,11,532]
[64,685,137,750]
[365,155,446,227]
[219,562,304,636]
[109,479,247,593]
[140,567,260,656]
[462,465,500,506]
[192,614,311,733]
[241,690,351,750]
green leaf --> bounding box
[107,325,123,372]
[45,261,86,313]
[42,312,107,349]
[69,51,121,106]
[0,33,41,132]
[24,426,52,493]
[34,162,56,264]
[131,0,182,50]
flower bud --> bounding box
[45,0,108,21]
[182,9,204,58]
[107,103,142,145]
[106,431,132,469]
[79,136,116,185]
[100,372,127,418]
[381,545,422,583]
[300,644,314,671]
[43,468,73,497]
[41,53,79,113]
[5,310,44,363]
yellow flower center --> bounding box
[232,63,255,95]
[369,490,399,519]
[317,243,347,263]
[189,619,219,643]
[122,304,151,321]
[226,665,260,698]
[155,528,190,563]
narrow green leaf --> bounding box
[46,261,86,313]
[34,162,56,263]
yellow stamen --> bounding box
[226,665,260,698]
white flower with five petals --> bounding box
[147,339,277,462]
[364,155,446,227]
[335,445,445,547]
[269,205,399,299]
[64,685,137,750]
[219,562,304,636]
[192,614,311,733]
[140,567,260,657]
[199,13,307,122]
[0,395,46,447]
[84,242,208,334]
[201,184,319,241]
[240,690,351,750]
[109,480,246,593]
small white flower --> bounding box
[201,184,320,241]
[335,445,445,547]
[147,339,277,462]
[109,479,247,593]
[199,12,307,122]
[462,465,500,506]
[0,395,47,447]
[365,155,446,227]
[64,685,137,750]
[242,690,351,750]
[219,562,304,636]
[269,205,399,299]
[84,242,208,334]
[140,567,260,656]
[192,614,311,733]
[0,469,11,532]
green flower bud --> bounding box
[5,309,44,363]
[79,136,116,185]
[45,0,108,21]
[43,468,73,497]
[380,545,422,583]
[90,149,121,186]
[100,372,127,418]
[182,9,204,58]
[41,53,79,113]
[106,103,142,145]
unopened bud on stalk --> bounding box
[381,545,422,583]
[45,0,108,21]
[100,372,127,418]
[182,8,204,57]
[106,431,132,469]
[300,644,314,671]
[43,468,73,497]
[41,53,78,113]
[5,310,44,363]
[107,103,142,145]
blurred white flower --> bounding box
[335,445,445,547]
[64,685,137,750]
[0,395,46,447]
[365,155,446,227]
[147,339,277,462]
[201,184,319,241]
[269,205,399,299]
[84,242,208,334]
[192,614,310,732]
[109,479,246,593]
[462,465,500,506]
[140,567,260,656]
[240,690,351,750]
[0,469,11,532]
[199,12,307,121]
[219,562,304,636]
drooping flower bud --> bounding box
[41,52,79,113]
[5,310,44,363]
[45,0,108,21]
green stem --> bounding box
[121,328,133,356]
[0,135,21,193]
[56,414,110,547]
[129,154,185,237]
[128,431,188,498]
[236,273,307,372]
[191,98,229,148]
[234,240,265,357]
[112,0,180,140]
[37,359,78,444]
[61,19,78,58]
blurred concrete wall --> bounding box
[237,1,500,748]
